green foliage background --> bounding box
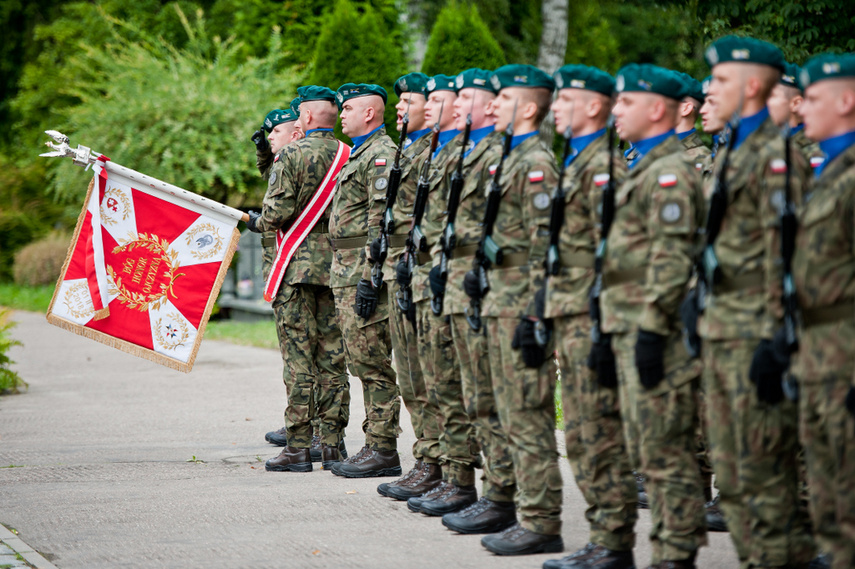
[421,2,506,76]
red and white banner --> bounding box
[47,157,243,372]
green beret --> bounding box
[335,83,388,110]
[394,72,429,97]
[490,64,555,92]
[263,109,299,132]
[780,62,802,90]
[455,68,496,94]
[553,64,614,96]
[675,71,705,102]
[800,53,855,89]
[297,85,336,103]
[702,75,712,96]
[426,74,457,96]
[615,63,687,101]
[289,96,302,115]
[705,35,785,71]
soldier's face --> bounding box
[492,88,527,133]
[453,88,493,131]
[613,92,656,143]
[700,98,725,135]
[268,123,293,155]
[802,80,854,141]
[340,100,368,138]
[708,63,744,124]
[396,93,426,133]
[551,88,587,134]
[767,83,794,127]
[425,91,457,131]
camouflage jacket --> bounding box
[257,146,274,177]
[681,130,713,179]
[254,130,341,286]
[434,131,504,316]
[601,135,705,337]
[793,128,825,172]
[255,146,276,280]
[329,127,397,288]
[542,131,628,319]
[481,133,559,319]
[698,116,810,341]
[411,134,464,304]
[382,132,433,282]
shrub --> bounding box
[0,309,26,394]
[13,232,71,287]
[421,1,506,76]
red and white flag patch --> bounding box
[810,156,825,168]
[770,159,787,174]
[488,164,498,176]
[593,173,610,187]
[658,174,678,187]
[375,158,387,167]
[528,170,544,183]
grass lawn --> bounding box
[203,319,279,350]
[0,284,55,313]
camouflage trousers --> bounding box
[793,322,855,569]
[695,387,714,502]
[333,284,401,451]
[450,314,516,503]
[613,332,707,564]
[415,301,480,486]
[388,280,441,464]
[703,339,814,568]
[486,316,563,536]
[554,314,637,551]
[272,283,349,448]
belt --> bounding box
[714,270,764,294]
[559,250,595,269]
[416,251,432,266]
[332,236,367,250]
[497,251,529,268]
[389,234,409,248]
[453,244,479,258]
[261,225,328,248]
[603,267,645,288]
[802,301,855,328]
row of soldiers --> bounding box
[244,34,855,569]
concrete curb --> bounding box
[0,525,58,569]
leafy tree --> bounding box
[421,1,506,76]
[44,6,301,207]
[309,0,405,141]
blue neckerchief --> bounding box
[815,129,855,177]
[628,129,675,169]
[405,127,431,148]
[791,124,805,135]
[463,125,495,158]
[433,129,460,159]
[711,134,720,159]
[732,107,769,151]
[677,128,695,140]
[623,143,636,159]
[510,130,538,152]
[565,128,606,167]
[351,125,384,152]
[305,128,333,136]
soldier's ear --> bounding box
[838,86,855,117]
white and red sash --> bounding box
[263,141,351,301]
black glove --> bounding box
[370,237,383,264]
[588,334,618,388]
[463,270,481,299]
[846,386,855,419]
[635,330,667,390]
[246,210,261,233]
[680,289,702,358]
[749,335,789,405]
[395,258,411,287]
[429,265,446,297]
[354,279,378,319]
[512,317,547,369]
[251,129,270,153]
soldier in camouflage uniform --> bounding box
[597,64,707,568]
[768,62,826,170]
[792,52,855,569]
[539,65,639,569]
[376,72,444,500]
[462,64,565,556]
[246,87,349,473]
[328,83,403,478]
[675,72,713,178]
[700,36,815,567]
[401,74,481,517]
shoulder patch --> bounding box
[659,201,683,224]
[593,173,610,187]
[810,156,825,169]
[374,177,389,191]
[528,170,544,183]
[658,174,677,188]
[770,159,787,174]
[695,162,703,170]
[269,170,277,185]
[769,189,785,212]
[274,154,280,163]
[375,158,387,167]
[532,192,551,210]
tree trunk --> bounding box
[536,0,568,147]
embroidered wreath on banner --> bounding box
[184,223,223,261]
[100,188,131,226]
[154,312,190,351]
[62,282,95,319]
[107,233,185,312]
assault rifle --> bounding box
[430,96,475,316]
[465,101,517,332]
[589,117,616,347]
[780,126,800,400]
[397,101,443,324]
[371,98,411,288]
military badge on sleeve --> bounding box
[659,202,683,224]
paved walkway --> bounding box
[0,310,738,568]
